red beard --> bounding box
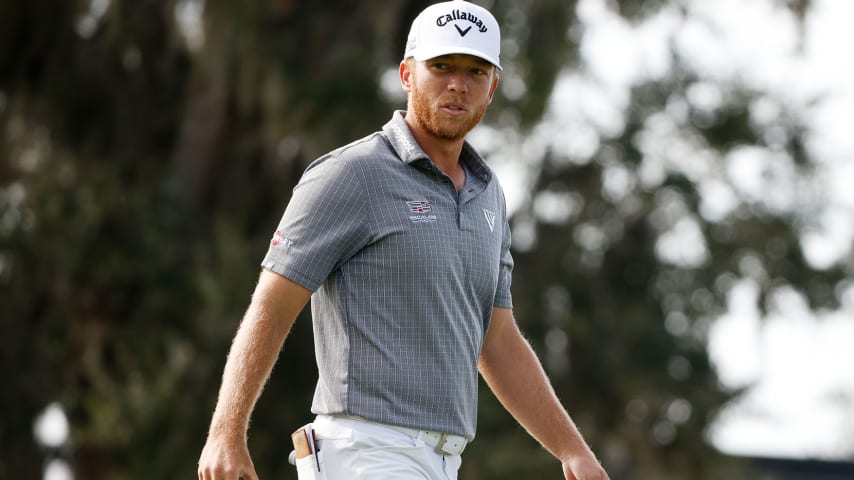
[410,82,488,141]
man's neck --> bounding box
[403,111,466,178]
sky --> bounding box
[478,0,854,460]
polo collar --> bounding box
[382,111,493,183]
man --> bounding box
[198,1,610,479]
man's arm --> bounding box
[479,307,609,480]
[198,269,312,480]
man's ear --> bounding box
[487,73,499,104]
[400,60,414,93]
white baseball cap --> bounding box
[404,0,502,70]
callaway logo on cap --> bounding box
[404,0,502,70]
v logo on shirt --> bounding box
[483,209,496,232]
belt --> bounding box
[336,415,469,456]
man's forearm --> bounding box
[479,309,597,463]
[207,270,311,439]
[199,272,311,480]
[208,312,284,439]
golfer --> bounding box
[198,1,610,479]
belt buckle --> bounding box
[434,432,463,456]
[434,433,452,455]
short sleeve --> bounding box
[261,157,371,291]
[493,192,514,308]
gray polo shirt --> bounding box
[262,111,513,438]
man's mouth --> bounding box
[441,103,468,115]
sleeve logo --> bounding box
[270,230,294,247]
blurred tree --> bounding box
[0,0,840,479]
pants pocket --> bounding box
[295,453,325,480]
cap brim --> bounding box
[410,46,502,71]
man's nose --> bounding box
[447,72,468,93]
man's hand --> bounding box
[562,455,609,480]
[197,435,258,480]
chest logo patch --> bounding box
[407,200,438,223]
[483,209,496,232]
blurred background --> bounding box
[2,0,853,479]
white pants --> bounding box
[295,415,463,480]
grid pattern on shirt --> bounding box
[261,112,514,438]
